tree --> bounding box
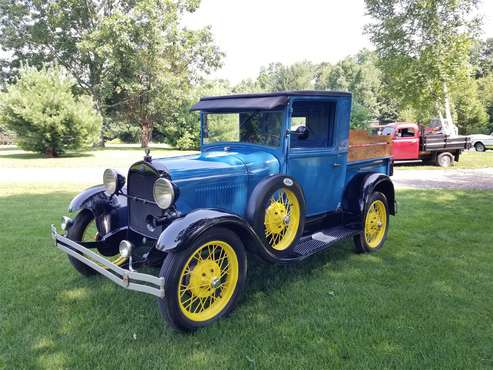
[472,38,493,78]
[365,0,481,135]
[0,1,127,129]
[81,0,222,147]
[257,62,316,91]
[0,66,101,156]
[477,75,493,132]
[0,0,222,147]
[315,50,383,127]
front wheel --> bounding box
[354,192,390,253]
[157,227,247,332]
[475,142,486,152]
[66,210,127,276]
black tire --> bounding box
[157,227,247,332]
[248,176,305,257]
[475,142,486,152]
[66,210,98,276]
[436,152,453,167]
[353,192,390,253]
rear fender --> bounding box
[68,185,128,237]
[342,173,396,223]
[155,209,264,255]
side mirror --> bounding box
[289,125,309,140]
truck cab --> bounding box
[51,91,396,331]
[382,122,420,160]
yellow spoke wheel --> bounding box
[177,241,239,322]
[82,220,127,268]
[264,188,301,251]
[364,199,388,249]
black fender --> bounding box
[342,173,396,223]
[155,209,265,255]
[155,209,296,264]
[68,185,128,237]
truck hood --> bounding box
[148,149,280,215]
[150,150,280,183]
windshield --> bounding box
[203,111,283,147]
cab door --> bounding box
[393,126,419,160]
[286,100,346,217]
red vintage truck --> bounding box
[381,122,471,167]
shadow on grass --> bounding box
[0,152,93,160]
[2,189,493,369]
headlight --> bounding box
[153,177,175,209]
[103,168,125,196]
[103,169,117,195]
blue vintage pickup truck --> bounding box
[51,91,396,331]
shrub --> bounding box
[0,66,102,156]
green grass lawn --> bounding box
[0,144,196,169]
[1,183,492,369]
[395,150,493,170]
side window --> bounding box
[290,101,335,148]
[397,127,416,138]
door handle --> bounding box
[333,163,342,167]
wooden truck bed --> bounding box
[348,130,392,162]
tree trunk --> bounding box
[442,82,458,136]
[46,148,58,157]
[140,120,153,148]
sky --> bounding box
[184,0,493,84]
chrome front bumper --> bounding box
[50,225,165,298]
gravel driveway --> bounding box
[2,166,493,190]
[392,168,493,189]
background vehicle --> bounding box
[382,122,471,167]
[469,133,493,152]
[51,91,396,332]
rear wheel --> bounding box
[354,192,389,253]
[475,142,486,152]
[436,152,454,167]
[66,211,127,276]
[157,227,247,332]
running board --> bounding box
[292,226,359,258]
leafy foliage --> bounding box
[365,0,481,131]
[0,66,101,156]
[0,0,223,147]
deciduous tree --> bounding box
[365,0,481,134]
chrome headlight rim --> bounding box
[103,168,117,196]
[153,177,175,209]
[103,168,125,196]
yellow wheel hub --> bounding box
[188,259,221,298]
[265,201,289,235]
[364,200,387,248]
[178,241,239,322]
[264,188,300,251]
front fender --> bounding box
[68,185,128,236]
[155,209,264,254]
[69,184,106,213]
[343,173,396,219]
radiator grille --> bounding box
[127,163,163,239]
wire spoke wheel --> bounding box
[364,200,387,248]
[263,188,300,251]
[178,241,239,322]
